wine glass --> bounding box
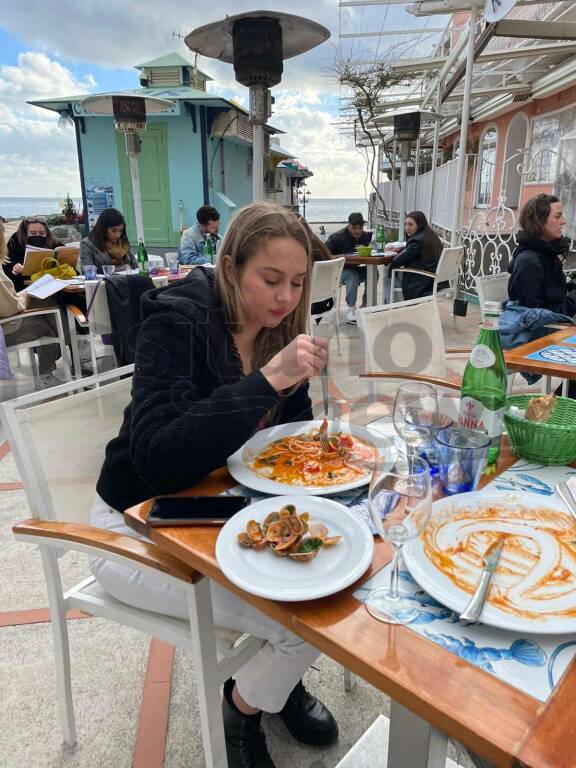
[393,382,438,457]
[365,453,431,624]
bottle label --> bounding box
[458,397,504,439]
[470,344,496,368]
[482,316,500,330]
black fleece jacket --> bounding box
[508,232,573,315]
[389,231,439,300]
[96,267,313,512]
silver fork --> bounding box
[320,364,330,451]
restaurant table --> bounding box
[504,325,576,394]
[344,254,393,307]
[124,436,576,768]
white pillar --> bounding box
[129,153,145,244]
[413,136,421,211]
[252,123,265,202]
[398,142,409,241]
[429,85,442,223]
[390,139,396,225]
[451,4,478,246]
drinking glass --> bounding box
[83,264,97,280]
[433,426,491,495]
[166,253,179,276]
[102,264,115,277]
[393,382,438,457]
[366,453,431,624]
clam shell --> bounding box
[308,523,329,541]
[237,532,254,548]
[263,511,280,528]
[246,519,263,542]
[322,536,342,547]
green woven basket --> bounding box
[504,395,576,465]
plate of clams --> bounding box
[215,495,374,601]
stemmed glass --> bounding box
[365,453,432,624]
[393,382,438,460]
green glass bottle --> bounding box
[376,224,386,252]
[137,240,149,276]
[204,236,214,265]
[457,301,508,466]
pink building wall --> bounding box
[443,86,576,223]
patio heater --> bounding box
[80,93,175,243]
[393,111,421,242]
[185,12,330,202]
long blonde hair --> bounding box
[214,202,312,372]
[0,222,7,266]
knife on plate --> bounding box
[459,535,506,623]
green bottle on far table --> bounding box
[458,301,508,467]
[204,236,214,265]
[137,240,149,276]
[376,224,386,252]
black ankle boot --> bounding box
[278,681,338,746]
[222,679,276,768]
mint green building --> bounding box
[30,53,311,247]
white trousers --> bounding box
[89,494,320,712]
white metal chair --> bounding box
[475,272,510,310]
[356,295,470,411]
[389,246,464,304]
[308,257,346,354]
[67,280,116,377]
[1,367,264,768]
[1,307,72,385]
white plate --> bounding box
[403,492,576,634]
[227,420,396,496]
[215,496,374,601]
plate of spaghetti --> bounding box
[227,420,395,495]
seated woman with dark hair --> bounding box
[4,217,63,291]
[508,193,574,315]
[80,208,136,273]
[388,210,443,300]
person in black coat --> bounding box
[388,211,443,301]
[325,212,372,324]
[508,193,574,315]
[91,202,338,767]
[4,217,63,291]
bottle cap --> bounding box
[483,301,502,314]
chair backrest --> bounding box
[475,272,510,310]
[85,280,112,336]
[309,257,346,306]
[436,246,464,283]
[356,295,447,378]
[0,367,133,524]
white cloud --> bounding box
[0,53,94,197]
[272,93,368,198]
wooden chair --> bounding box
[356,295,470,406]
[1,306,72,385]
[475,272,510,311]
[308,257,346,354]
[67,280,116,377]
[389,246,464,304]
[1,367,264,768]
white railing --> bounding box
[378,157,460,233]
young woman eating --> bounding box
[80,207,136,273]
[90,202,336,767]
[388,210,443,300]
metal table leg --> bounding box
[387,700,448,768]
[366,265,378,307]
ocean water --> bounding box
[0,197,82,219]
[304,198,369,223]
[1,196,368,223]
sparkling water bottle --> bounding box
[457,301,507,467]
[204,236,214,265]
[137,240,149,276]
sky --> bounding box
[0,0,445,199]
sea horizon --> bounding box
[0,196,368,223]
